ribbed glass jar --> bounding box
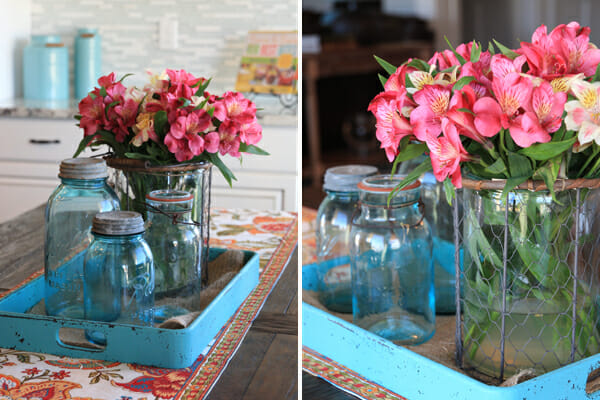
[84,211,154,344]
[315,165,377,313]
[145,190,201,320]
[44,158,120,318]
[350,175,434,344]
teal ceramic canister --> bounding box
[75,28,102,100]
[23,35,69,101]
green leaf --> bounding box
[117,73,133,84]
[395,143,427,165]
[238,143,270,156]
[470,41,481,63]
[406,58,431,71]
[444,36,466,65]
[194,78,212,97]
[487,41,495,55]
[178,97,191,108]
[124,152,155,161]
[207,107,215,118]
[507,152,533,177]
[207,153,237,187]
[374,55,397,75]
[193,98,209,111]
[73,130,124,158]
[74,115,82,121]
[484,158,507,175]
[389,158,433,202]
[453,76,475,91]
[153,110,168,138]
[99,87,107,97]
[593,63,600,83]
[378,73,388,89]
[536,158,560,202]
[493,39,519,59]
[518,137,576,161]
[443,178,455,205]
[457,107,476,115]
[501,176,529,200]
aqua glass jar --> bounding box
[45,158,120,318]
[315,165,378,313]
[84,211,154,344]
[145,190,201,320]
[350,175,434,344]
[420,172,459,314]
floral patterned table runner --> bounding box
[0,208,297,400]
[301,206,406,400]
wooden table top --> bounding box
[0,205,298,400]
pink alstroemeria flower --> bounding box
[530,80,567,133]
[565,79,600,147]
[239,118,263,145]
[368,91,413,161]
[78,95,106,137]
[446,86,498,149]
[427,120,472,188]
[384,63,417,93]
[113,98,140,143]
[410,84,453,141]
[213,91,256,125]
[217,120,242,157]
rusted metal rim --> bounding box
[462,177,600,192]
[105,157,211,173]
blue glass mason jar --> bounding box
[350,175,435,344]
[420,172,459,314]
[45,158,120,318]
[145,190,201,320]
[84,211,154,344]
[315,165,378,313]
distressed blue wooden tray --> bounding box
[0,248,259,369]
[302,261,600,400]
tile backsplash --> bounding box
[30,0,297,98]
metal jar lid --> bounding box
[323,165,378,192]
[59,158,108,180]
[92,211,145,236]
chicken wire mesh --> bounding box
[453,183,600,382]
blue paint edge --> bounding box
[0,248,260,369]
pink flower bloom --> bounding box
[473,96,503,137]
[239,118,263,145]
[509,112,552,148]
[164,134,194,162]
[383,63,417,93]
[113,98,139,143]
[368,91,413,161]
[213,92,256,125]
[78,95,105,137]
[218,120,242,157]
[204,131,220,153]
[427,120,471,188]
[490,54,526,81]
[519,22,600,79]
[166,69,204,99]
[530,80,566,133]
[447,86,496,142]
[492,72,534,127]
[410,84,452,141]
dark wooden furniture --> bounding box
[304,41,433,188]
[0,205,298,400]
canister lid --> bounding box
[323,165,378,192]
[146,190,194,202]
[357,174,421,193]
[59,158,108,180]
[92,211,145,236]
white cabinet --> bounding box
[0,116,297,223]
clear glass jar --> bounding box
[350,175,434,344]
[45,158,120,318]
[315,165,378,313]
[461,185,600,378]
[84,211,154,344]
[420,172,458,314]
[145,190,201,320]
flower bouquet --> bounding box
[370,22,600,379]
[74,69,267,186]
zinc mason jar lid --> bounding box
[323,165,378,192]
[59,158,109,180]
[92,211,145,236]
